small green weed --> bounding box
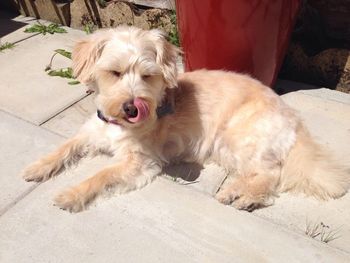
[46,49,79,85]
[47,67,74,79]
[54,49,72,59]
[168,11,180,47]
[96,0,108,8]
[83,22,95,35]
[0,42,15,52]
[24,22,67,35]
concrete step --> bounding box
[0,20,87,125]
[42,94,96,138]
[0,171,348,262]
[251,90,350,253]
[0,110,63,214]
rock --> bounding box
[280,43,350,93]
[338,55,350,93]
[35,0,70,26]
[70,0,98,29]
[14,0,70,26]
[70,0,134,30]
[99,1,134,28]
[70,0,174,35]
[15,0,39,18]
[134,8,173,33]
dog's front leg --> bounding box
[21,135,89,182]
[54,153,160,212]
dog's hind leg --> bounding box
[54,153,161,212]
[215,161,281,212]
[21,135,89,182]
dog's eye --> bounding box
[142,75,151,80]
[112,71,121,77]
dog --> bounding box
[21,26,349,212]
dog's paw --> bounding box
[54,188,85,213]
[21,161,54,182]
[215,186,273,212]
[215,189,240,205]
[231,195,271,212]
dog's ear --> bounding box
[150,29,181,89]
[72,31,109,84]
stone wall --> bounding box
[279,0,350,92]
[9,0,175,35]
[70,0,174,34]
[3,0,349,92]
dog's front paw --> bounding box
[215,186,273,212]
[215,189,240,205]
[21,161,55,182]
[54,188,85,213]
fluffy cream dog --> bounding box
[21,26,349,212]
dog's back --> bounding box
[171,70,349,206]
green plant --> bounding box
[168,11,180,47]
[45,49,79,85]
[24,22,67,35]
[48,67,74,78]
[83,22,95,35]
[54,49,72,59]
[0,42,15,52]
[96,0,107,8]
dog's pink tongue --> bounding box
[127,98,149,123]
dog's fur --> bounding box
[21,26,350,212]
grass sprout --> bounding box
[0,42,15,52]
[305,220,341,243]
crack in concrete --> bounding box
[0,183,40,217]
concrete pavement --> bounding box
[1,14,350,262]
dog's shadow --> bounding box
[163,162,204,183]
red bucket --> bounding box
[176,0,300,87]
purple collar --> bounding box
[97,110,120,125]
[97,109,108,123]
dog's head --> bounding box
[72,26,180,128]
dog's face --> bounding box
[72,26,179,128]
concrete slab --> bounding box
[252,90,350,252]
[42,94,96,138]
[282,90,350,158]
[276,79,350,104]
[0,26,88,125]
[0,110,63,214]
[0,159,348,262]
[298,88,350,105]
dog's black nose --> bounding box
[123,101,138,118]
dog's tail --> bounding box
[280,124,350,199]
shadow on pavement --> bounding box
[0,10,26,38]
[163,162,204,182]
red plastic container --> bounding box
[176,0,300,87]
